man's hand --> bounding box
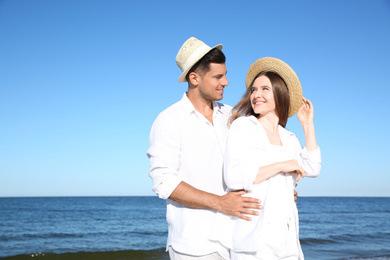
[294,189,298,203]
[218,190,262,221]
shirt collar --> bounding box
[181,93,196,116]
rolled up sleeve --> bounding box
[147,113,182,199]
[300,146,321,177]
[291,134,322,178]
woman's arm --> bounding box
[295,97,321,177]
[253,160,305,184]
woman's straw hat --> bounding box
[245,57,303,117]
[176,37,222,82]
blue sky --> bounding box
[1,0,389,197]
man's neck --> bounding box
[186,91,214,123]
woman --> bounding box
[210,57,321,259]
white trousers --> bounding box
[168,246,227,260]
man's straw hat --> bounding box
[176,37,223,82]
[245,57,303,117]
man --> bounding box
[147,37,261,259]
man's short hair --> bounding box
[185,48,226,81]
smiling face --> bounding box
[196,62,228,101]
[231,71,290,126]
[250,75,277,117]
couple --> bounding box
[147,37,321,260]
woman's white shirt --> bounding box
[210,116,321,259]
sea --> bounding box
[0,196,389,260]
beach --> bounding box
[0,249,169,260]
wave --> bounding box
[0,230,168,242]
[300,231,390,246]
[329,232,390,243]
[300,237,337,245]
[0,248,169,260]
[0,232,83,242]
[338,256,390,260]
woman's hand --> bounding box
[281,160,306,182]
[297,97,318,151]
[297,97,314,127]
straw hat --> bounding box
[245,57,303,117]
[176,37,223,82]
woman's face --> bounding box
[250,75,276,117]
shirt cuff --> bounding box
[243,163,261,191]
[153,176,182,199]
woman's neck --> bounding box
[258,113,282,145]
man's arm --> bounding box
[148,111,261,221]
[169,181,261,221]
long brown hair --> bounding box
[230,71,290,127]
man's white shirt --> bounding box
[147,93,232,258]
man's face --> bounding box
[196,63,228,101]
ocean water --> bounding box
[0,196,389,260]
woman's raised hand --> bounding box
[297,97,314,127]
[297,97,318,151]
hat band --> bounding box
[182,45,211,72]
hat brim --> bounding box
[178,44,223,82]
[245,57,303,117]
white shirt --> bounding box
[147,93,232,257]
[210,116,321,259]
